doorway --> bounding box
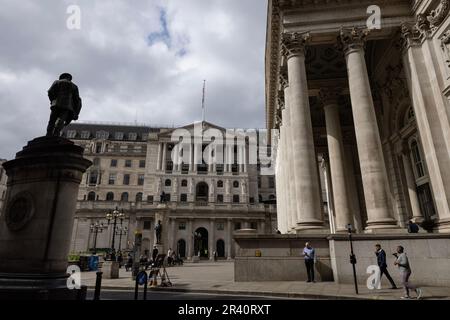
[194,227,209,258]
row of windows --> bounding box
[85,192,245,203]
[109,159,146,168]
[68,130,148,141]
[163,179,242,188]
[87,172,145,186]
[143,221,258,231]
[258,176,275,189]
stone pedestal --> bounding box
[0,136,91,300]
[102,261,120,279]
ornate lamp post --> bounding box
[115,225,128,252]
[106,207,126,261]
[90,221,106,254]
[347,223,358,294]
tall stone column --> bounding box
[0,137,92,299]
[186,218,193,260]
[320,88,353,232]
[282,32,324,232]
[156,143,162,171]
[226,219,232,260]
[339,27,397,231]
[209,219,215,260]
[401,144,424,223]
[161,143,167,172]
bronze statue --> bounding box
[46,73,82,137]
[155,220,162,244]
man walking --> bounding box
[303,242,315,283]
[394,246,423,299]
[375,244,397,289]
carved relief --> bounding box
[427,0,450,30]
[281,32,311,58]
[440,30,450,68]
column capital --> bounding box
[338,27,370,55]
[281,32,311,58]
[318,87,342,107]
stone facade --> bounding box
[0,159,7,214]
[63,121,277,260]
[267,0,450,234]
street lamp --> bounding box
[106,207,126,261]
[90,221,106,254]
[347,223,359,295]
[115,225,128,252]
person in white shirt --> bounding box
[394,246,422,299]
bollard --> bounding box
[93,271,103,300]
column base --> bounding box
[364,218,401,233]
[295,221,327,234]
[435,218,450,233]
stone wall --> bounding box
[234,234,334,282]
[235,233,450,287]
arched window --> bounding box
[87,192,96,201]
[181,179,188,187]
[410,140,425,179]
[165,179,172,187]
[121,192,129,202]
[136,192,143,202]
[217,180,224,188]
[106,192,114,201]
[233,181,239,188]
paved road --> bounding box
[87,289,299,301]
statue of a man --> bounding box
[155,220,162,244]
[46,73,82,137]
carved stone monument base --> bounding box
[0,136,91,299]
[102,261,120,279]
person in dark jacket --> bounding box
[375,244,397,289]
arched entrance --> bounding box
[216,239,225,258]
[177,239,186,258]
[194,227,209,258]
[196,182,209,203]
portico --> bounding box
[269,0,450,234]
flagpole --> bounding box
[202,80,206,124]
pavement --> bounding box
[82,261,450,300]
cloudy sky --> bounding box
[0,0,268,159]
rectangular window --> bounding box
[258,177,262,188]
[95,143,102,154]
[143,221,151,230]
[110,159,118,167]
[123,174,130,185]
[250,222,258,230]
[147,195,154,204]
[128,132,137,141]
[108,173,116,185]
[125,160,132,168]
[67,130,76,139]
[217,194,224,203]
[115,132,124,140]
[234,222,241,230]
[178,222,186,230]
[89,172,98,185]
[81,131,90,139]
[268,177,275,188]
[138,174,145,186]
[139,160,146,168]
[216,223,225,231]
[180,194,187,202]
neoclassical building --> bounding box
[64,121,277,259]
[268,0,450,234]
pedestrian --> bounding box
[167,248,173,266]
[117,251,123,268]
[152,245,159,263]
[303,242,316,283]
[375,244,397,289]
[125,254,133,272]
[394,246,423,299]
[407,220,420,233]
